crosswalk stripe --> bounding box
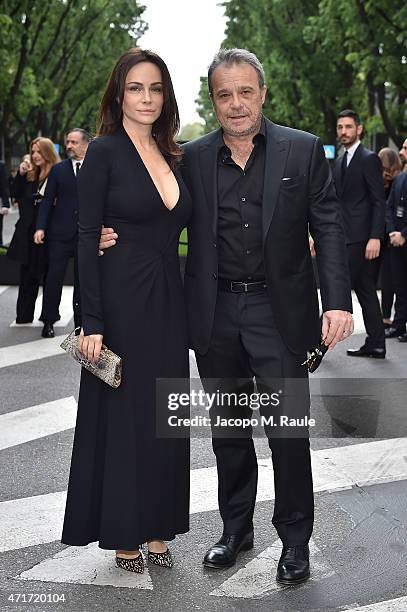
[1,438,406,554]
[0,491,67,553]
[0,336,65,369]
[0,397,77,451]
[0,339,195,371]
[345,595,407,611]
[191,437,407,515]
[210,538,334,598]
[0,285,9,297]
[17,544,153,590]
[10,286,74,327]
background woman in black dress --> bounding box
[61,49,191,573]
[8,138,60,326]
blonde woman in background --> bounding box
[7,138,60,325]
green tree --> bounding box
[196,0,407,145]
[0,0,147,165]
[195,77,218,133]
[178,121,204,142]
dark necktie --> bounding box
[341,151,348,181]
[75,162,81,177]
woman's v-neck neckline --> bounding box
[121,124,180,212]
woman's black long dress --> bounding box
[7,173,47,322]
[61,125,191,550]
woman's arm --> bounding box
[77,138,110,342]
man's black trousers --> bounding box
[390,243,407,330]
[195,289,314,547]
[40,238,81,327]
[347,241,385,349]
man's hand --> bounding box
[33,229,45,244]
[322,310,354,350]
[365,238,381,259]
[389,231,406,247]
[0,207,8,216]
[309,236,316,258]
[78,328,103,363]
[99,226,118,256]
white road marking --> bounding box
[0,397,77,451]
[1,438,406,554]
[0,491,67,553]
[10,286,74,327]
[0,339,195,371]
[344,595,407,611]
[0,336,65,369]
[210,538,334,598]
[0,285,9,297]
[17,544,153,590]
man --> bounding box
[0,161,11,246]
[399,137,407,169]
[100,49,353,585]
[34,128,90,338]
[334,109,386,357]
[385,170,407,342]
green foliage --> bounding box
[195,77,218,133]
[178,122,205,142]
[0,0,147,164]
[196,0,407,145]
[178,227,188,255]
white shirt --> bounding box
[71,159,83,174]
[344,140,361,166]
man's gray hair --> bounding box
[207,48,265,94]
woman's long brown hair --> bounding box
[27,137,61,182]
[378,147,402,190]
[97,48,182,170]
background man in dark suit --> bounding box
[34,128,90,338]
[0,160,11,246]
[99,49,353,586]
[385,170,407,342]
[333,109,386,358]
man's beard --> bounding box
[66,150,76,159]
[222,111,262,138]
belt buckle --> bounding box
[230,281,244,293]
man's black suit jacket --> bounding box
[181,118,352,356]
[386,172,407,237]
[333,144,385,244]
[36,159,79,241]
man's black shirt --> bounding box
[217,119,266,281]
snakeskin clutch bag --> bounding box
[60,328,122,388]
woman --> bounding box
[7,140,60,324]
[61,48,191,573]
[378,148,402,329]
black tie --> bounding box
[75,162,81,177]
[341,151,348,181]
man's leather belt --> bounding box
[218,279,267,293]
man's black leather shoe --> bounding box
[398,333,407,343]
[276,544,310,585]
[41,322,54,338]
[203,531,254,569]
[385,326,405,338]
[347,346,385,358]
